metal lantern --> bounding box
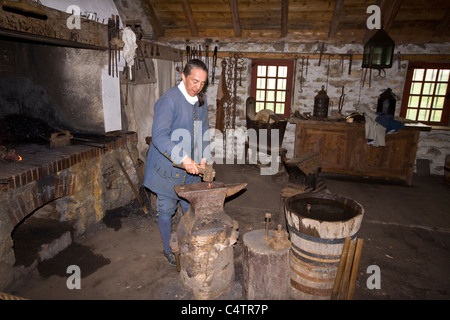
[313,85,330,118]
[377,88,397,116]
[362,29,395,69]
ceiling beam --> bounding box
[433,8,450,37]
[140,0,165,38]
[229,0,242,37]
[181,0,199,37]
[281,0,289,38]
[382,0,403,31]
[328,0,344,38]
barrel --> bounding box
[285,192,364,300]
[445,154,450,184]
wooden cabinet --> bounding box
[290,119,428,185]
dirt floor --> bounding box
[3,163,450,302]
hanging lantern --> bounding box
[362,29,395,70]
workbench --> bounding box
[290,118,431,185]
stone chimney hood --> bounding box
[0,0,108,50]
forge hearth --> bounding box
[0,132,139,290]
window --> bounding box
[250,59,294,118]
[400,62,450,126]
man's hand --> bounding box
[181,156,200,175]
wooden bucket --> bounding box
[285,192,364,300]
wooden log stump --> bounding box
[242,229,290,300]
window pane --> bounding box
[266,103,274,111]
[420,96,432,108]
[418,109,429,121]
[422,83,435,95]
[276,91,286,102]
[406,109,417,121]
[256,90,265,101]
[412,69,425,81]
[425,69,438,81]
[267,78,276,90]
[430,109,442,122]
[408,96,420,108]
[411,82,422,94]
[436,83,448,96]
[437,69,449,82]
[433,97,445,109]
[257,78,266,89]
[266,90,275,101]
[276,103,285,114]
[277,78,286,90]
[278,66,287,78]
[257,66,266,77]
[268,66,277,77]
[256,102,264,113]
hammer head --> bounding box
[202,164,216,183]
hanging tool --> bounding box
[186,45,190,65]
[108,17,114,76]
[212,46,218,84]
[395,51,401,71]
[338,86,346,114]
[305,56,309,80]
[205,45,209,77]
[299,56,305,93]
[326,54,332,91]
[318,42,325,66]
[348,54,353,75]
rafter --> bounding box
[229,0,242,37]
[281,0,289,38]
[181,0,199,37]
[140,0,165,38]
[328,0,344,38]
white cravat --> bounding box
[178,81,198,105]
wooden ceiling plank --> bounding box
[140,0,165,38]
[181,0,199,37]
[229,0,242,37]
[328,0,345,38]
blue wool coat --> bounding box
[143,85,210,200]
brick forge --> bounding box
[0,132,140,290]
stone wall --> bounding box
[0,133,139,290]
[169,42,450,176]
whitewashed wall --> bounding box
[171,42,450,176]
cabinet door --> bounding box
[298,126,354,173]
[354,130,419,181]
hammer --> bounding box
[173,162,216,184]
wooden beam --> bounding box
[0,2,108,50]
[328,0,344,38]
[433,8,450,37]
[139,41,183,62]
[281,0,289,38]
[140,0,165,38]
[229,0,242,37]
[181,0,199,37]
[382,0,403,31]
